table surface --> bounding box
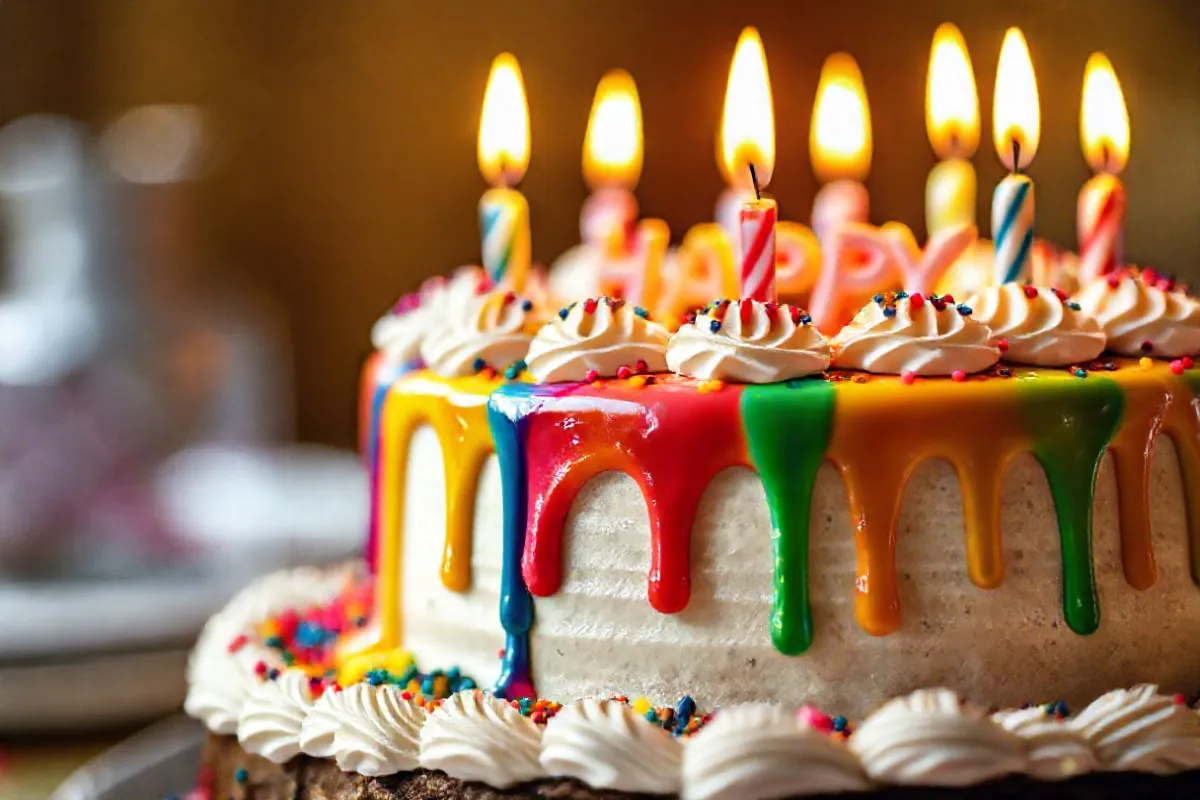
[1,730,131,800]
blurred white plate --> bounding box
[49,715,203,800]
[0,444,367,731]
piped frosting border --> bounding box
[188,563,1200,796]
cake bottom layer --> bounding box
[203,732,1200,800]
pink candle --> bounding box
[739,197,777,301]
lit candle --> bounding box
[810,53,872,249]
[581,69,642,259]
[719,27,777,301]
[925,22,980,237]
[991,27,1040,286]
[1078,52,1130,286]
[478,53,532,291]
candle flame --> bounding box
[478,53,530,187]
[926,23,979,159]
[1081,53,1129,174]
[811,53,872,183]
[719,27,775,189]
[992,28,1040,171]
[583,69,643,191]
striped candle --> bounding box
[991,173,1034,285]
[739,197,777,301]
[1077,172,1126,286]
[479,186,531,291]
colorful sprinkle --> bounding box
[1023,285,1039,299]
[634,307,649,319]
[558,308,569,320]
[1171,360,1185,375]
[883,307,897,318]
[584,369,599,383]
[951,370,967,382]
[997,339,1009,353]
[710,319,722,333]
[1139,357,1154,370]
[901,371,916,385]
[235,768,248,784]
[583,298,598,314]
[909,293,925,311]
[628,375,649,389]
[1074,368,1088,379]
[956,304,972,316]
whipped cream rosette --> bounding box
[967,283,1106,366]
[527,296,670,383]
[831,291,1000,376]
[1074,270,1200,358]
[666,299,831,384]
[418,276,545,378]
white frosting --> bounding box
[832,294,1000,376]
[666,300,831,384]
[1074,273,1200,358]
[184,640,278,736]
[324,683,427,776]
[371,300,426,367]
[526,297,670,383]
[541,698,683,795]
[683,704,868,800]
[419,691,545,788]
[1072,684,1200,774]
[237,670,314,764]
[967,284,1106,367]
[993,707,1097,780]
[184,565,349,735]
[419,287,543,378]
[298,683,349,758]
[849,688,1025,786]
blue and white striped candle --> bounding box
[479,186,530,290]
[991,173,1034,285]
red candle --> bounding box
[1077,52,1130,286]
[739,197,777,301]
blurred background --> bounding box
[0,0,1199,794]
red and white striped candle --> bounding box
[1077,169,1126,286]
[739,197,777,301]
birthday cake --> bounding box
[185,24,1200,800]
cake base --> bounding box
[203,732,1200,800]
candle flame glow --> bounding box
[926,22,979,159]
[719,27,775,190]
[811,53,872,183]
[992,28,1040,171]
[583,69,643,191]
[478,53,530,187]
[1081,53,1129,174]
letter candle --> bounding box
[1078,52,1130,287]
[810,53,872,250]
[925,23,980,237]
[477,53,532,291]
[990,28,1040,286]
[720,27,777,302]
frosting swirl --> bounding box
[849,688,1025,786]
[1072,685,1200,774]
[831,293,1000,376]
[1074,272,1200,358]
[419,690,545,788]
[683,703,867,800]
[324,683,426,776]
[992,707,1097,780]
[541,698,683,794]
[967,284,1106,367]
[237,670,314,764]
[419,286,543,378]
[666,300,831,383]
[526,297,670,383]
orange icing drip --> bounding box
[825,373,1028,636]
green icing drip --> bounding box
[741,378,836,656]
[1016,374,1124,636]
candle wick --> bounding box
[498,155,510,189]
[949,129,960,159]
[1011,139,1022,176]
[748,163,762,201]
[1101,142,1111,175]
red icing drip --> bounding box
[521,377,747,613]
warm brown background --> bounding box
[3,0,1199,448]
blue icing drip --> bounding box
[486,382,558,699]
